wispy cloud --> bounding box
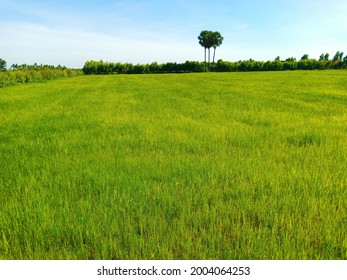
[0,21,200,67]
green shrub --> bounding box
[0,65,82,87]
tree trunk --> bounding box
[204,47,207,63]
[208,48,211,70]
[213,47,216,64]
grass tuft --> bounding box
[287,133,323,147]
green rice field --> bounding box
[0,71,346,259]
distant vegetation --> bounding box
[83,51,347,75]
[82,60,207,75]
[0,58,6,71]
[1,50,346,87]
[0,63,82,87]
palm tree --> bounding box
[198,30,223,68]
[198,30,213,65]
[212,31,224,63]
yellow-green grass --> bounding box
[0,71,346,259]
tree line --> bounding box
[82,60,207,74]
[215,52,347,72]
[82,52,347,75]
[1,50,346,87]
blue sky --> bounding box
[1,0,346,68]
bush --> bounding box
[0,64,82,87]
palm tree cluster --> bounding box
[198,30,224,67]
